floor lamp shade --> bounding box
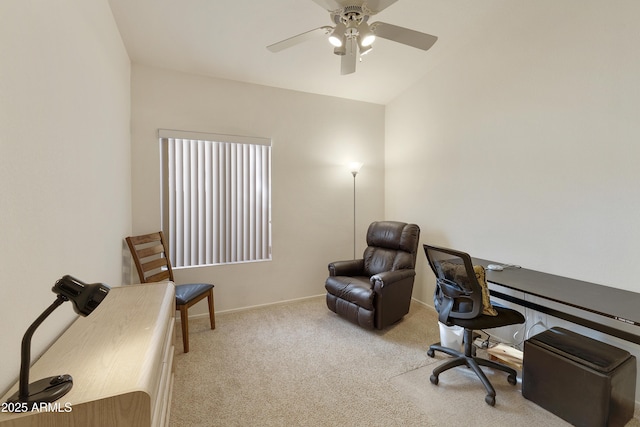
[349,162,363,177]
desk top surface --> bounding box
[473,258,640,327]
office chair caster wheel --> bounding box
[485,394,496,406]
[507,374,517,385]
[430,374,439,385]
[427,349,435,358]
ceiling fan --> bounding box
[267,0,437,75]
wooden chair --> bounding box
[125,231,215,353]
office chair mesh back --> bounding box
[426,246,482,323]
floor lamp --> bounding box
[349,162,363,259]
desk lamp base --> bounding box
[6,374,73,408]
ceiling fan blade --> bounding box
[310,0,344,12]
[340,38,357,75]
[364,0,399,13]
[267,26,332,53]
[371,22,438,51]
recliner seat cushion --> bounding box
[325,276,374,310]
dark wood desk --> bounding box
[473,258,640,345]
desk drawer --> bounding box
[151,305,175,426]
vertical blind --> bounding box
[160,131,271,267]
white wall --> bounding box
[0,1,131,394]
[386,0,640,399]
[386,0,640,304]
[130,65,385,314]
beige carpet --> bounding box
[170,296,640,427]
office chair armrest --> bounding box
[437,278,468,298]
[434,278,475,324]
[328,259,365,276]
[371,269,416,289]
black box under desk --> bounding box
[523,327,636,427]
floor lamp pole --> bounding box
[349,162,362,260]
[352,170,357,259]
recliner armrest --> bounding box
[371,269,416,289]
[328,259,365,276]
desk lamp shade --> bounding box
[53,275,110,316]
[6,275,110,408]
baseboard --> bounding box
[177,294,326,322]
[182,295,433,322]
[411,297,436,313]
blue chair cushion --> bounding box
[175,283,214,305]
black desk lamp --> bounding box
[6,275,110,407]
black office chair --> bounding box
[423,244,525,406]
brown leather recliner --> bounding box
[325,221,420,329]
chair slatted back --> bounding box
[126,231,175,284]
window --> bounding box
[159,130,271,267]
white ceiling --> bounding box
[108,0,505,105]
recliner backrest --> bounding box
[363,221,420,276]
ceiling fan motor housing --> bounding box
[333,5,368,26]
[332,5,371,44]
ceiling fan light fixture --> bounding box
[328,22,346,47]
[358,22,375,47]
[359,43,373,56]
[334,45,346,55]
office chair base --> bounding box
[428,342,517,406]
